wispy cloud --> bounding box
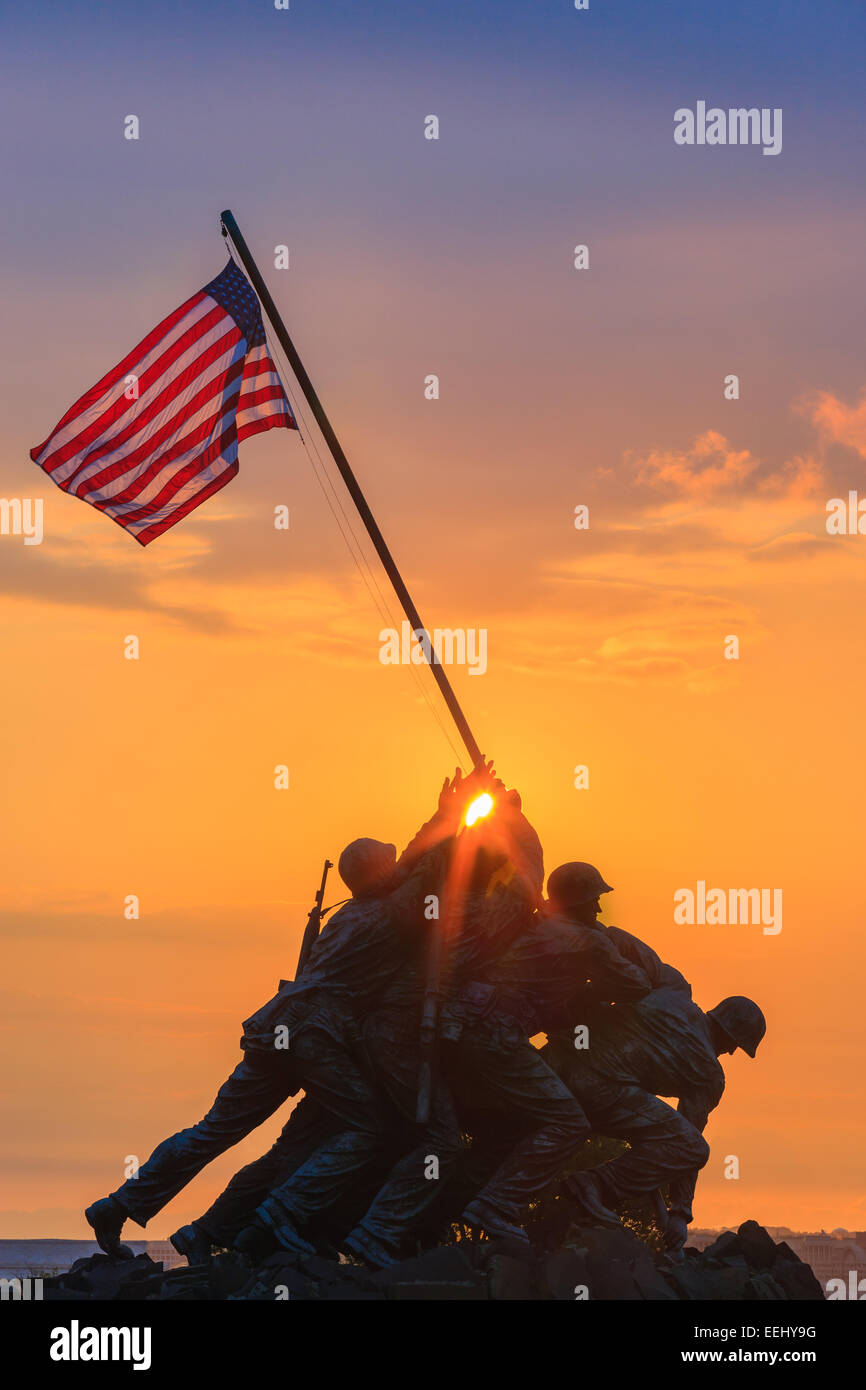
[631,429,757,497]
[0,538,244,634]
[806,388,866,459]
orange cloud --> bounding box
[807,388,866,458]
[747,531,827,563]
[631,430,757,497]
[757,454,825,500]
[630,432,826,503]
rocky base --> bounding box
[42,1220,824,1301]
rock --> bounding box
[703,1230,741,1260]
[769,1256,824,1301]
[154,1263,220,1300]
[389,1281,488,1300]
[468,1236,536,1274]
[579,1224,647,1263]
[378,1243,488,1299]
[744,1272,787,1300]
[539,1248,590,1301]
[664,1258,749,1301]
[690,1222,817,1296]
[226,1278,279,1302]
[371,1244,483,1289]
[159,1266,213,1291]
[487,1253,537,1300]
[736,1219,783,1270]
[230,1254,319,1301]
[46,1252,160,1300]
[209,1252,254,1298]
[33,1217,824,1301]
[117,1272,168,1300]
[300,1253,378,1291]
[324,1285,386,1300]
[579,1224,669,1301]
[632,1264,680,1302]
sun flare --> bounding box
[464,792,494,827]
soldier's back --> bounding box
[568,987,724,1100]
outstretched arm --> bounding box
[472,783,545,906]
[499,798,545,903]
[398,762,496,870]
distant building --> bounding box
[142,1240,187,1271]
[0,1238,187,1281]
[685,1227,734,1251]
[684,1227,866,1298]
[782,1232,866,1295]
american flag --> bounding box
[30,260,297,546]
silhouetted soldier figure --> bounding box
[231,776,523,1259]
[188,771,492,1259]
[175,1096,342,1259]
[232,835,455,1255]
[340,787,545,1265]
[341,848,656,1263]
[540,864,767,1252]
[84,782,460,1259]
[445,861,655,1243]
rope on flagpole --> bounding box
[262,323,468,769]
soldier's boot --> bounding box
[563,1171,622,1228]
[461,1197,531,1247]
[170,1222,214,1265]
[252,1199,315,1257]
[84,1196,135,1259]
[274,1220,317,1257]
[342,1226,400,1269]
[233,1219,280,1261]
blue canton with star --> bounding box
[204,261,266,348]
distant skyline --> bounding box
[2,0,865,1237]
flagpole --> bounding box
[220,209,483,770]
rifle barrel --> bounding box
[295,858,333,977]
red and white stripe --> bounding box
[31,279,295,546]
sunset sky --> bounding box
[2,0,865,1239]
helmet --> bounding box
[547,862,613,910]
[707,997,767,1058]
[338,838,397,896]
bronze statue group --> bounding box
[86,766,766,1269]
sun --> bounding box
[464,792,494,827]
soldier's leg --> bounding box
[453,1023,591,1227]
[344,1008,464,1261]
[86,1045,298,1253]
[578,1083,710,1205]
[347,1085,462,1260]
[105,1048,297,1228]
[253,1028,387,1236]
[192,1096,341,1247]
[404,1116,520,1246]
[457,1112,531,1205]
